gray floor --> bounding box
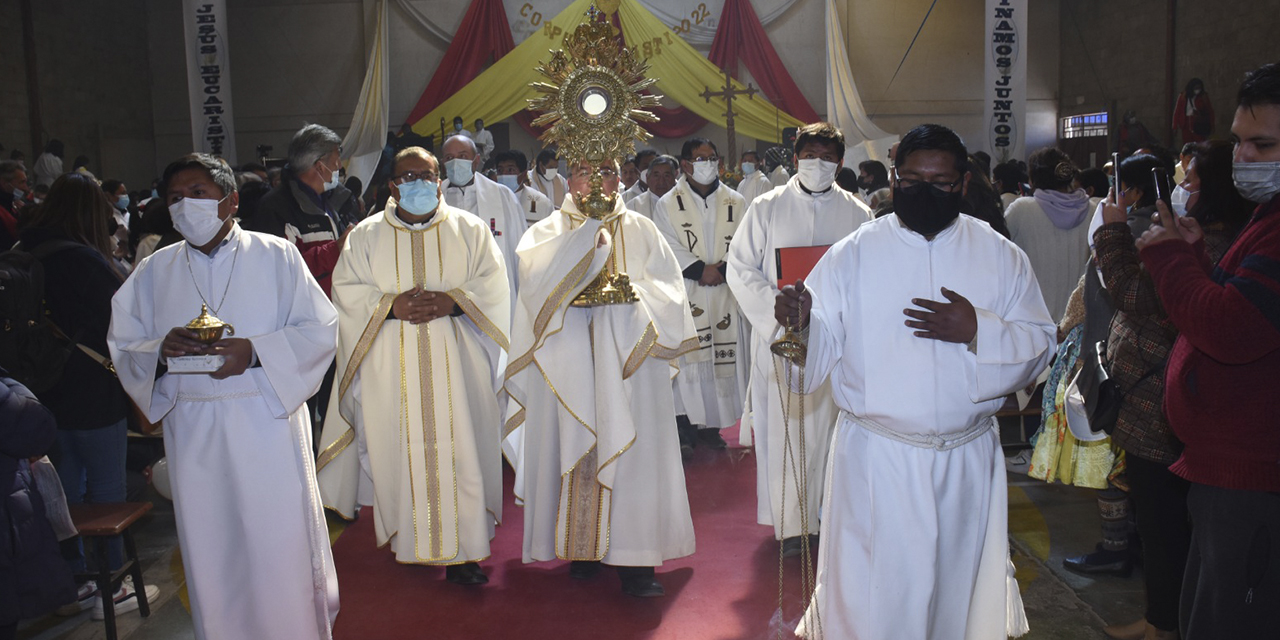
[17,471,1147,640]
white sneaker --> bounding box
[91,577,159,620]
[55,581,99,616]
[1005,449,1032,474]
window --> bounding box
[1060,112,1109,139]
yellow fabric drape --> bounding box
[410,0,804,144]
[614,0,803,142]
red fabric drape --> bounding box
[710,0,820,124]
[404,0,520,128]
[404,0,817,140]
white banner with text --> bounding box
[983,0,1027,164]
[183,0,237,164]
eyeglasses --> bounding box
[571,168,618,179]
[688,155,719,163]
[392,171,438,184]
[895,169,962,193]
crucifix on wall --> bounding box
[701,68,756,165]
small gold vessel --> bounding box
[771,326,807,366]
[185,304,235,344]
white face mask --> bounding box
[318,160,340,191]
[741,162,757,175]
[170,195,228,246]
[1233,161,1280,203]
[1170,184,1196,217]
[691,160,718,185]
[797,158,838,192]
[446,158,475,185]
[541,167,558,182]
[497,174,520,192]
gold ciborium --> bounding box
[185,304,235,344]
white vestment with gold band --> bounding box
[316,202,510,566]
[508,195,698,566]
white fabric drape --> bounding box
[635,0,802,47]
[824,0,897,167]
[341,0,390,193]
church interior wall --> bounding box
[0,0,157,189]
[1058,0,1279,156]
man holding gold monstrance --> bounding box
[505,8,699,598]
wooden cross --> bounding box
[701,68,756,166]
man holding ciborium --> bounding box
[108,153,340,639]
[507,9,698,598]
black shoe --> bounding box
[677,416,697,460]
[617,566,665,597]
[445,562,489,585]
[697,428,728,450]
[569,560,602,580]
[780,534,819,558]
[1062,545,1132,578]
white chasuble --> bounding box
[794,214,1055,640]
[653,177,747,429]
[108,225,339,640]
[725,178,872,538]
[443,173,528,298]
[316,202,510,565]
[508,196,698,566]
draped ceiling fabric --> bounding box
[404,0,516,127]
[407,0,804,144]
[825,0,897,166]
[340,0,389,191]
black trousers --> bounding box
[1181,482,1280,639]
[1126,453,1191,631]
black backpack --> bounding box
[0,239,83,393]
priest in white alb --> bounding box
[726,123,871,553]
[441,135,527,296]
[316,147,509,586]
[625,154,678,220]
[528,148,568,207]
[653,138,748,452]
[108,153,339,640]
[508,158,698,598]
[777,124,1053,639]
[737,149,774,205]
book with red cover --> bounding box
[775,245,832,288]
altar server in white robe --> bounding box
[441,135,527,296]
[653,138,748,448]
[737,149,774,205]
[621,149,658,203]
[508,158,698,597]
[108,153,339,640]
[316,147,510,585]
[769,161,791,188]
[495,149,554,225]
[624,154,678,220]
[528,148,568,207]
[777,124,1054,640]
[727,123,872,551]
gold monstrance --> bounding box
[528,5,661,306]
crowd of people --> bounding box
[3,60,1279,640]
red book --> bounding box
[775,245,832,289]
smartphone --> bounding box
[1152,167,1173,209]
[1110,153,1120,203]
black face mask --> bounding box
[857,178,874,192]
[893,182,962,237]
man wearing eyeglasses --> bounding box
[652,138,748,456]
[317,146,510,588]
[773,124,1055,639]
[509,157,697,598]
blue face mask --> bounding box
[397,180,439,215]
[446,158,475,186]
[150,189,159,200]
[496,174,520,192]
[116,194,130,210]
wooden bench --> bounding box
[68,502,154,640]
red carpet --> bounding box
[330,426,817,639]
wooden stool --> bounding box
[68,502,154,640]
